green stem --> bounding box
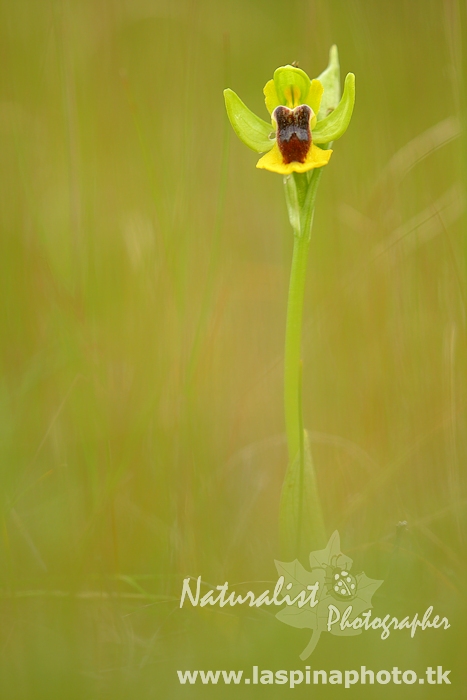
[284,169,323,462]
[284,232,311,461]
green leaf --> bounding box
[279,430,326,563]
[223,88,274,153]
[316,44,341,121]
[298,167,324,241]
[312,73,355,144]
[283,175,301,235]
[283,173,310,235]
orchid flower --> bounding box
[224,46,355,175]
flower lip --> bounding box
[273,104,313,165]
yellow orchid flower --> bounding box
[224,47,355,176]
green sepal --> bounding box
[223,88,274,154]
[316,44,341,121]
[273,65,311,106]
[312,73,355,144]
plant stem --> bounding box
[284,232,311,461]
[283,169,323,462]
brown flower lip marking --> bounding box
[273,104,312,164]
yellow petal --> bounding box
[264,79,280,114]
[305,79,324,116]
[256,142,332,175]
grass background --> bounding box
[0,0,466,697]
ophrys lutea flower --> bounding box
[223,48,356,569]
[224,47,355,175]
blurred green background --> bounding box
[0,0,466,698]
